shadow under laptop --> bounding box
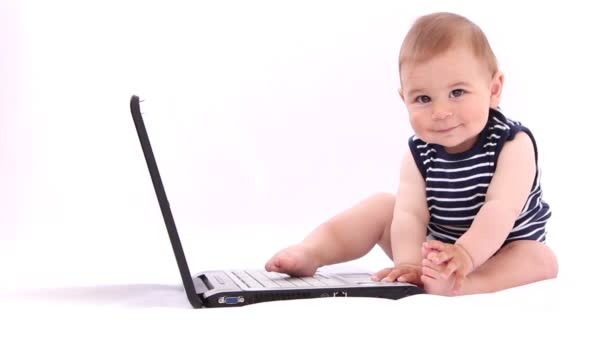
[5,284,191,309]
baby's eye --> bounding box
[415,95,431,104]
[450,89,465,98]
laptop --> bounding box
[129,95,425,308]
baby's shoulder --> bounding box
[487,108,536,142]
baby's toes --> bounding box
[265,257,283,272]
[421,275,439,293]
[422,274,456,296]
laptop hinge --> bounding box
[195,275,212,293]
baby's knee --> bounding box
[510,240,559,279]
[529,241,558,279]
[542,244,559,279]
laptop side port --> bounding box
[333,291,347,297]
[218,296,245,305]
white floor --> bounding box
[0,218,604,341]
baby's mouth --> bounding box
[433,125,460,133]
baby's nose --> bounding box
[431,110,453,120]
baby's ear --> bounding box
[489,71,504,108]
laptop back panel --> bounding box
[130,95,203,308]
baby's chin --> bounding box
[424,138,474,154]
[419,133,461,146]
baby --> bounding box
[265,12,558,295]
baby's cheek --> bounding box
[409,113,429,137]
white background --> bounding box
[1,0,607,337]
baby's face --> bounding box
[400,47,502,153]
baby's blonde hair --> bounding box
[399,12,498,77]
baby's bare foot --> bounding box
[420,259,458,296]
[264,244,321,277]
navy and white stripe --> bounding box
[409,108,551,245]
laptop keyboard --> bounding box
[230,270,345,288]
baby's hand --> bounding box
[371,263,422,285]
[423,240,474,293]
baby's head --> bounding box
[398,12,504,153]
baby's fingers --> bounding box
[397,271,421,285]
[452,271,466,295]
[383,269,408,282]
[371,268,392,282]
[439,259,459,279]
[430,251,452,265]
[421,242,440,258]
[423,240,446,252]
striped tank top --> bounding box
[408,108,551,245]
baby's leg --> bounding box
[462,240,558,294]
[265,192,395,276]
[423,240,558,295]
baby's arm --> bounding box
[429,132,537,282]
[373,149,429,283]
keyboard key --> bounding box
[232,271,262,288]
[314,275,344,286]
[264,271,290,280]
[300,277,325,287]
[243,276,262,288]
[286,277,312,287]
[259,279,281,288]
[246,271,281,288]
[274,279,295,288]
[247,270,270,281]
[213,275,226,285]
